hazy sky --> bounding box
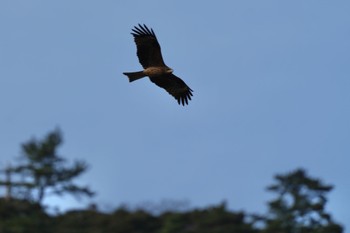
[1,0,349,230]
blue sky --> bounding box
[1,0,349,230]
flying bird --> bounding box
[123,24,193,105]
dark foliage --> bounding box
[0,198,51,233]
[0,201,258,233]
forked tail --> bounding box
[123,71,146,82]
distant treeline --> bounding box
[0,129,344,233]
[0,199,254,233]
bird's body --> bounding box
[123,24,193,105]
[144,66,173,77]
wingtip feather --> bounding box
[131,24,156,38]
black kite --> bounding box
[123,24,193,105]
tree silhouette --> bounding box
[261,168,343,233]
[1,129,94,204]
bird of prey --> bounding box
[123,24,193,105]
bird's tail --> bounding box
[123,71,146,82]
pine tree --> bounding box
[262,168,343,233]
[0,129,94,204]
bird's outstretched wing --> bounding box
[131,24,166,68]
[150,73,193,105]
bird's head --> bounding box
[166,67,173,73]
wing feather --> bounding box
[150,73,193,106]
[131,24,166,68]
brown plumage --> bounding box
[123,24,193,106]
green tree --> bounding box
[5,129,94,204]
[261,168,343,233]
